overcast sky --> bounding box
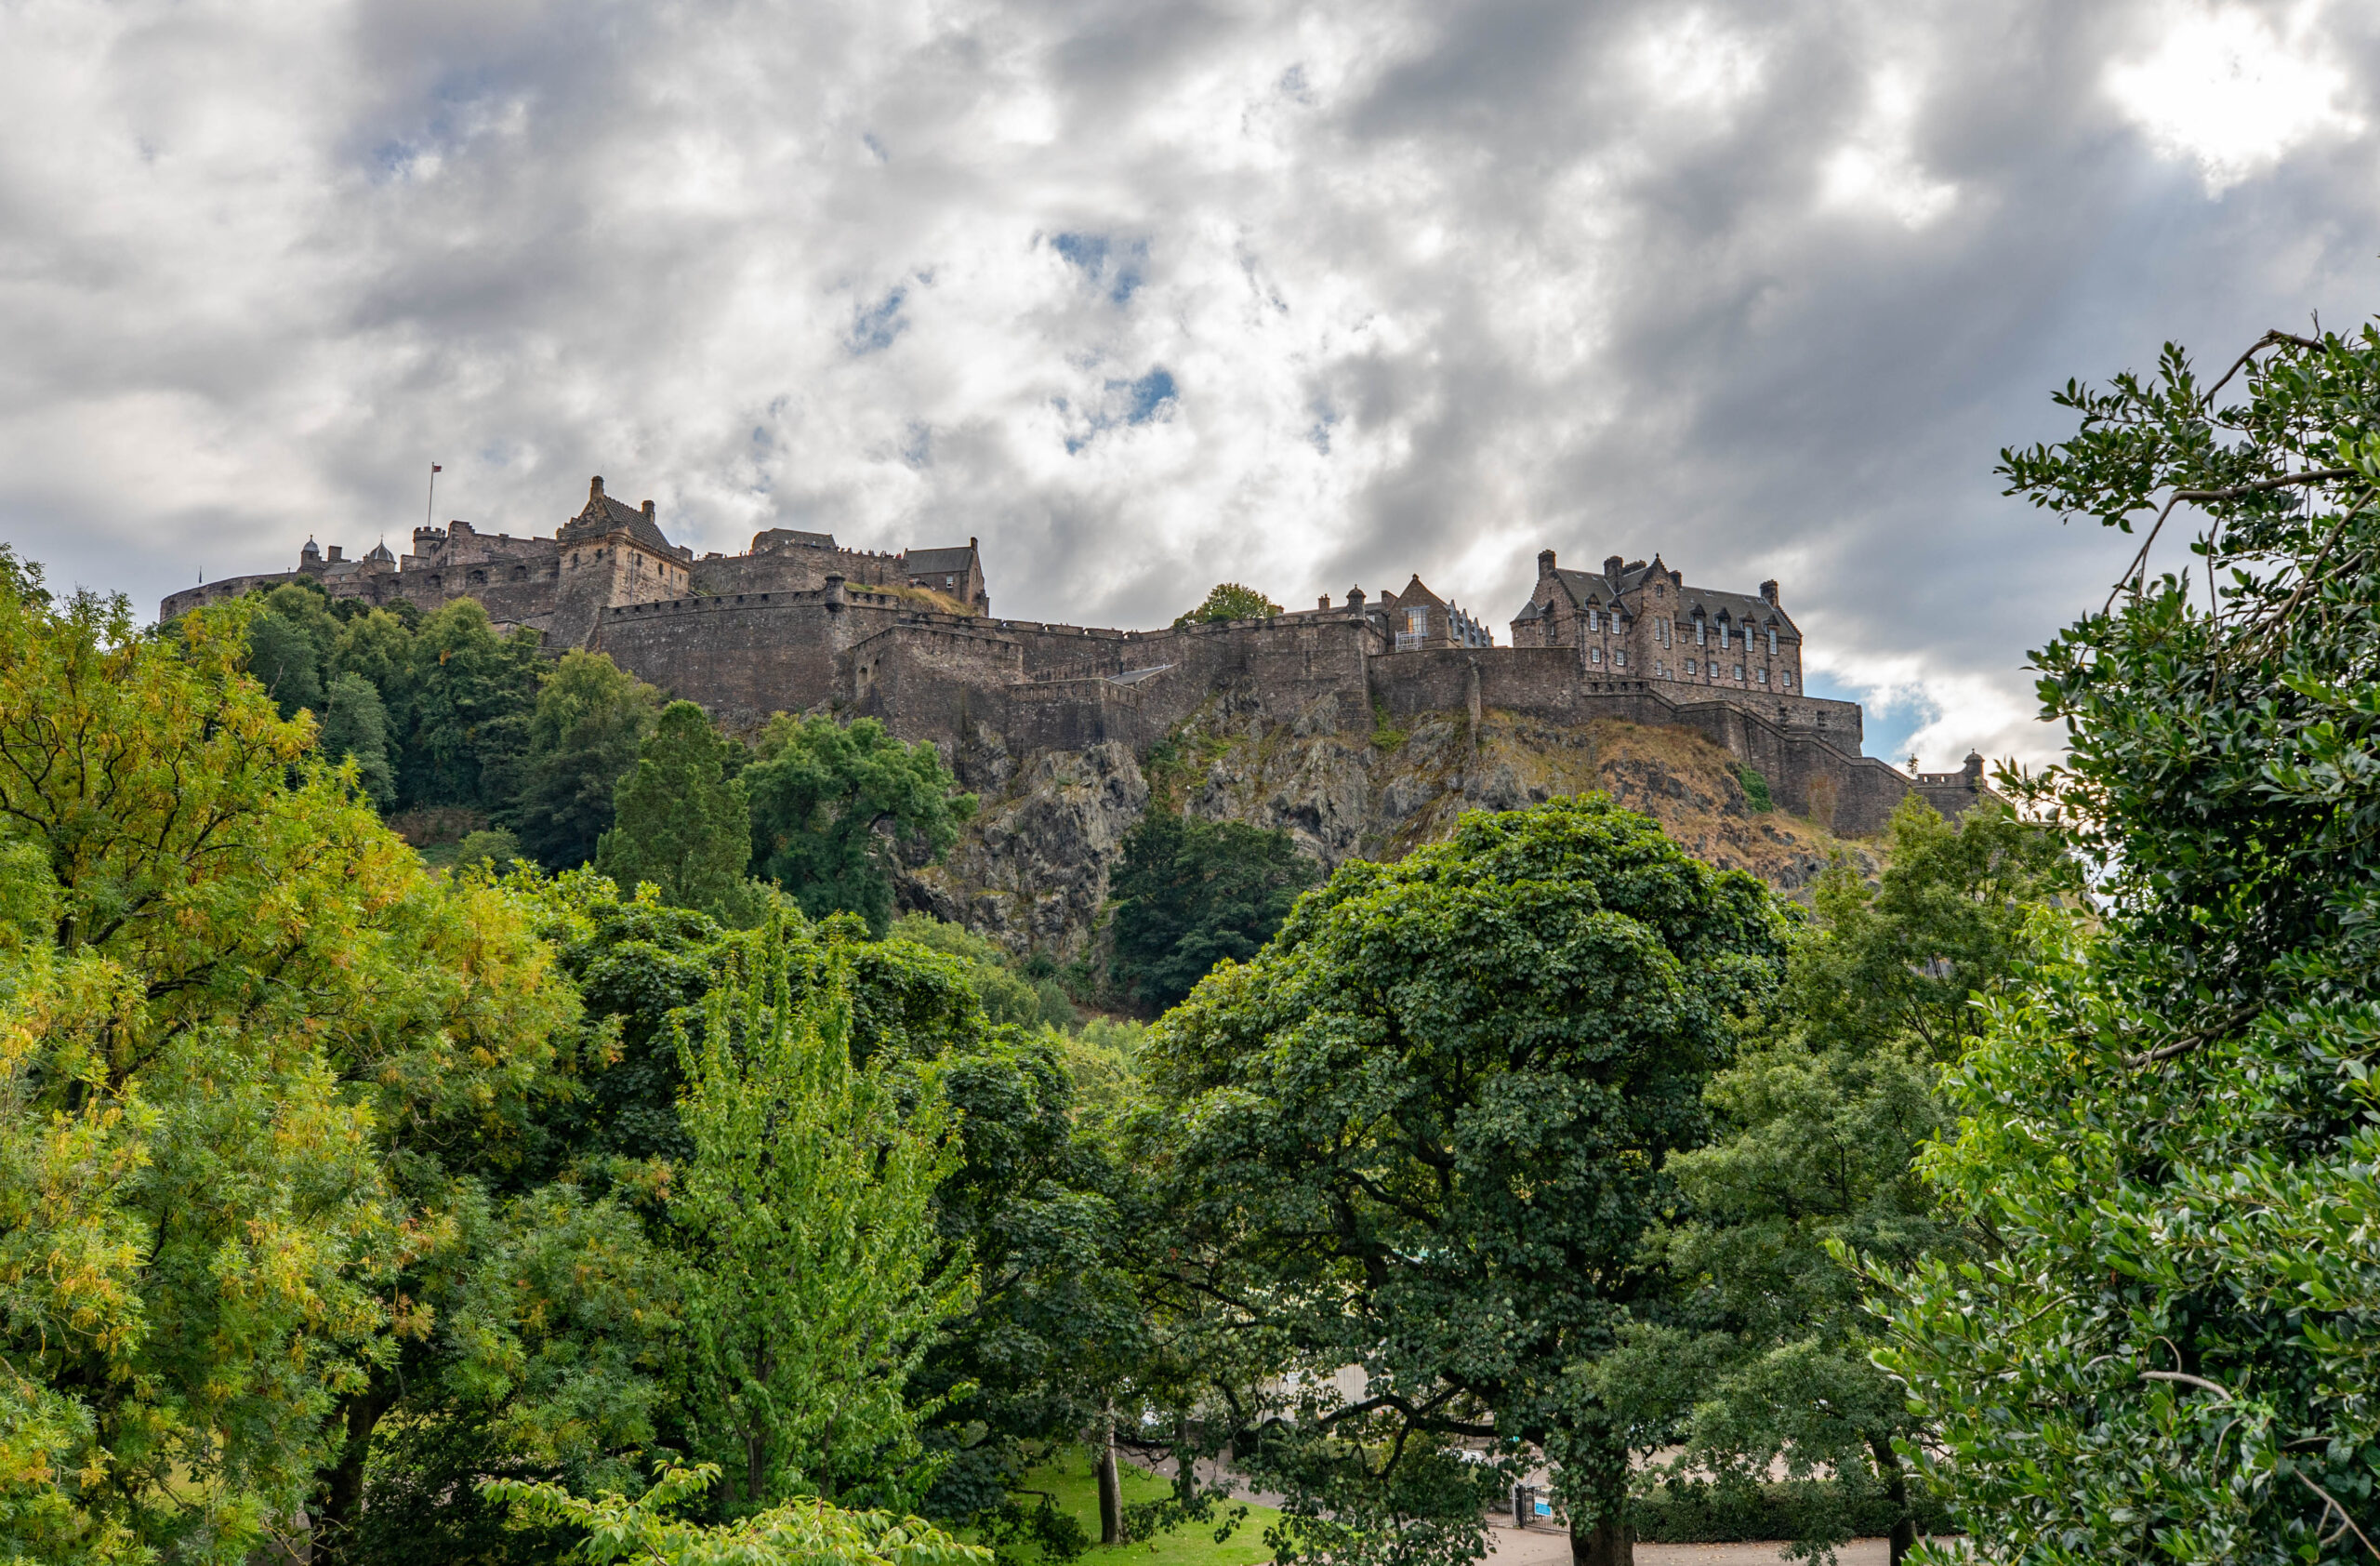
[4,0,2376,765]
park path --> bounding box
[1124,1451,1902,1566]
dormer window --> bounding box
[1587,608,1599,632]
[1767,629,1778,656]
[1695,617,1707,645]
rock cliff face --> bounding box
[902,703,1869,962]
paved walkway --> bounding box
[1485,1520,1897,1566]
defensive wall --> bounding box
[588,584,1973,837]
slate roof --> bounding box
[1674,586,1797,636]
[562,492,679,558]
[906,545,978,577]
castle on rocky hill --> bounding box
[164,476,1993,837]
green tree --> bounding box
[670,923,974,1510]
[320,670,397,807]
[1659,796,2073,1563]
[743,714,976,936]
[512,650,663,869]
[331,606,416,703]
[889,913,1075,1030]
[400,597,540,811]
[1171,583,1282,627]
[1877,322,2380,1562]
[0,558,600,1562]
[483,1462,988,1566]
[248,601,326,716]
[596,701,763,926]
[1108,813,1317,1010]
[1148,796,1790,1566]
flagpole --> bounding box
[425,462,441,533]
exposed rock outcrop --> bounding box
[903,708,1871,962]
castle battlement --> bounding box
[161,474,1990,837]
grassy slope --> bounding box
[1004,1447,1282,1566]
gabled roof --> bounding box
[561,479,679,558]
[906,545,978,577]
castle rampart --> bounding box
[163,475,1998,838]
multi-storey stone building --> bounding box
[162,476,1996,837]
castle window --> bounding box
[1614,650,1627,668]
[1685,658,1697,675]
[1589,646,1602,665]
[1733,664,1744,680]
[1695,618,1706,645]
[1587,608,1598,632]
[1767,629,1778,655]
[1718,624,1730,651]
[1782,671,1793,689]
[1757,668,1769,683]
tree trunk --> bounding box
[1097,1401,1127,1545]
[1567,1460,1633,1566]
[1868,1435,1917,1566]
[311,1382,398,1565]
[1567,1511,1633,1566]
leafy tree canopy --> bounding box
[1171,583,1283,628]
[1108,812,1317,1011]
[399,597,540,812]
[744,714,976,936]
[596,700,765,927]
[510,649,662,869]
[483,1461,988,1566]
[1879,322,2380,1563]
[0,562,588,1564]
[1659,796,2075,1563]
[1146,796,1789,1566]
[320,670,396,807]
[671,926,973,1511]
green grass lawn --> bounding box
[1000,1446,1282,1566]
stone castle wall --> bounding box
[164,486,1992,840]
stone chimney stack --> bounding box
[1604,553,1624,580]
[589,475,605,504]
[641,499,656,524]
[1318,594,1331,611]
[1760,579,1779,604]
[327,545,343,562]
[1538,549,1556,579]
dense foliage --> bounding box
[1106,812,1318,1010]
[1145,796,1790,1566]
[745,714,977,936]
[1659,795,2074,1562]
[1878,323,2380,1561]
[595,700,766,926]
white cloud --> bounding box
[2106,1,2363,194]
[1818,67,1957,229]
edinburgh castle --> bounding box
[164,475,1994,838]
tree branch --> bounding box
[2137,1369,2231,1399]
[2103,470,2358,616]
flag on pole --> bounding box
[431,464,443,473]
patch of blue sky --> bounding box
[1059,367,1177,453]
[1805,670,1943,764]
[848,287,907,354]
[1051,232,1145,304]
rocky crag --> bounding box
[901,705,1870,963]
